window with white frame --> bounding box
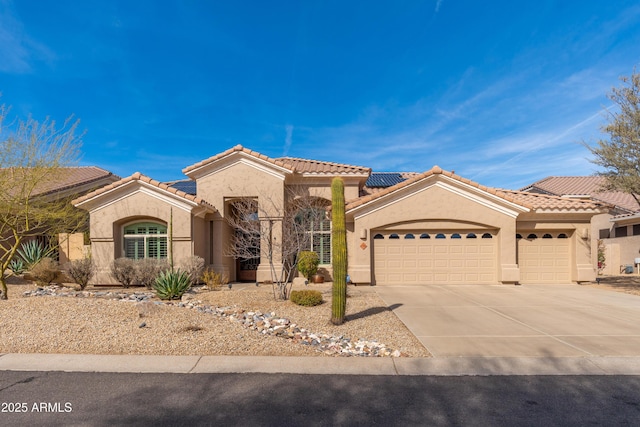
[123,222,168,259]
[297,208,331,265]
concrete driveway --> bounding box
[375,284,640,357]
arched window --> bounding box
[451,233,462,239]
[542,233,553,239]
[389,233,400,239]
[435,233,446,239]
[123,222,168,259]
[516,234,523,239]
[404,234,415,239]
[481,233,493,239]
[558,233,568,239]
[420,233,431,239]
[466,233,477,239]
[373,234,384,239]
[527,233,537,239]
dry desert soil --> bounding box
[0,278,430,358]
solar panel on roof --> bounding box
[169,181,197,195]
[366,173,406,187]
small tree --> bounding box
[330,178,347,325]
[586,70,640,207]
[0,103,85,299]
[226,187,328,300]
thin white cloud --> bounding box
[0,1,55,74]
[435,0,443,13]
[283,124,294,156]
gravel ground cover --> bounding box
[584,275,640,296]
[0,278,430,357]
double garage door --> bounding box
[373,230,572,285]
[373,231,497,285]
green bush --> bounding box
[290,290,323,307]
[297,251,320,281]
[67,258,96,290]
[30,257,59,286]
[153,269,191,300]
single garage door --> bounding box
[373,231,497,285]
[517,232,571,284]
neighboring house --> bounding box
[1,166,120,263]
[521,176,640,275]
[73,146,608,285]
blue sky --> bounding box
[1,0,640,189]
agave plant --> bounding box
[17,240,54,270]
[9,259,25,275]
[153,270,191,300]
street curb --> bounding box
[1,353,640,376]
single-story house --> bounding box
[521,176,640,275]
[73,146,609,285]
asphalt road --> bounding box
[1,371,639,426]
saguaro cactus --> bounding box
[331,177,347,325]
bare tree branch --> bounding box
[225,185,329,300]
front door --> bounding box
[237,256,259,281]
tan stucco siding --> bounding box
[87,191,196,284]
[196,162,285,214]
[195,161,286,281]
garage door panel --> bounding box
[374,230,497,285]
[517,232,571,284]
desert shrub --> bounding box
[135,258,169,289]
[9,259,25,275]
[153,269,191,300]
[201,268,228,291]
[67,258,96,290]
[18,240,54,270]
[180,255,205,285]
[290,290,323,307]
[30,257,59,286]
[297,251,319,281]
[110,258,137,288]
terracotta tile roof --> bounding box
[1,166,118,197]
[521,176,639,213]
[346,166,609,212]
[183,145,294,175]
[276,157,371,175]
[498,189,608,211]
[72,172,216,211]
[182,144,371,177]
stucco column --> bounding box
[575,224,595,282]
[211,216,232,279]
[500,220,520,283]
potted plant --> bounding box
[297,251,320,282]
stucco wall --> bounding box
[88,189,196,284]
[601,235,640,275]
